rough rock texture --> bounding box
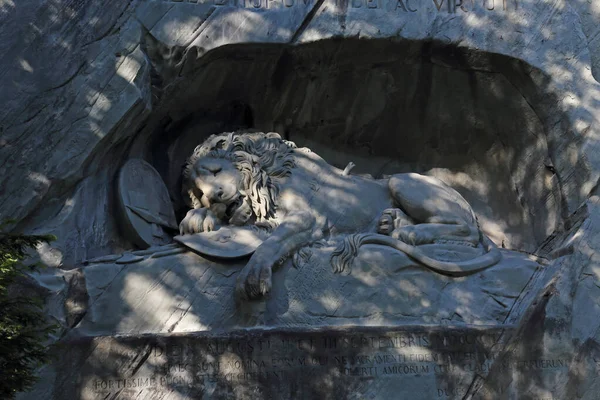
[2,0,600,399]
[51,245,538,337]
[2,0,599,264]
[572,0,600,82]
[30,327,515,400]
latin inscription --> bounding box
[140,0,314,8]
[139,0,516,12]
[83,329,569,398]
[346,0,516,12]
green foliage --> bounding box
[0,228,57,399]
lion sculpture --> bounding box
[180,132,501,299]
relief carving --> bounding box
[176,131,502,300]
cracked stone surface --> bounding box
[3,0,600,264]
[3,0,600,398]
[52,246,539,337]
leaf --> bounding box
[0,226,57,399]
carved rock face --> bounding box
[6,1,600,399]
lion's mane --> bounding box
[183,132,296,221]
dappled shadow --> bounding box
[139,38,591,255]
[3,0,600,399]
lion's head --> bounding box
[183,131,296,225]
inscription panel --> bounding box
[54,327,568,399]
[138,0,516,12]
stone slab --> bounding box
[67,245,540,336]
[1,1,599,399]
[45,326,529,400]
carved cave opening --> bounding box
[133,38,578,254]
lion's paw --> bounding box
[235,254,273,300]
[377,208,412,235]
[179,208,218,234]
[391,226,434,245]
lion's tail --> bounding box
[330,233,501,276]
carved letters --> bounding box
[140,0,516,12]
[348,0,515,12]
[86,329,565,398]
[141,0,314,8]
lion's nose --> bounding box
[208,188,224,202]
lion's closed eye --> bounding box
[198,165,222,176]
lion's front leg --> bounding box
[236,212,318,300]
[179,208,220,234]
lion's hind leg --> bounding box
[377,205,479,246]
[377,208,414,235]
[391,216,480,246]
